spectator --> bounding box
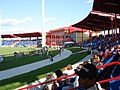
[55,69,67,90]
[63,64,75,75]
[59,47,62,56]
[42,73,55,90]
[55,69,75,90]
[112,44,120,61]
[75,63,105,90]
[62,64,76,90]
[49,52,53,62]
[92,54,103,67]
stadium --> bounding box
[0,0,120,90]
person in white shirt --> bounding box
[0,56,3,63]
[75,63,105,90]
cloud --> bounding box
[1,27,25,34]
[1,17,32,26]
[85,0,93,3]
[1,27,40,34]
[45,17,56,22]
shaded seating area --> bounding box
[1,32,42,47]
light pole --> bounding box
[0,11,2,47]
[42,0,46,47]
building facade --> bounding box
[46,26,92,46]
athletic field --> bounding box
[0,47,59,71]
[0,47,40,56]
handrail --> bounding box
[97,61,120,69]
[67,76,120,90]
[18,61,120,90]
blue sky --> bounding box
[0,0,93,34]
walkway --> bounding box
[73,54,92,68]
[0,50,72,81]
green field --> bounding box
[0,47,59,71]
[66,47,85,53]
[0,47,40,56]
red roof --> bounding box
[72,0,120,31]
[68,26,87,33]
[50,28,65,32]
[1,34,16,38]
[93,0,120,14]
[13,32,42,38]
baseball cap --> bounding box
[75,63,98,80]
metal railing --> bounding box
[18,61,120,90]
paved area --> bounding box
[0,50,72,81]
[72,50,87,54]
[72,54,92,68]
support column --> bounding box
[119,28,120,34]
[0,11,1,47]
[30,37,31,45]
[58,35,60,46]
[89,30,90,39]
[82,29,83,42]
[115,13,117,34]
[63,35,65,45]
[103,24,106,40]
[55,34,56,45]
[37,37,38,47]
[42,0,46,47]
[51,34,52,46]
[108,30,110,35]
[110,16,114,37]
[56,35,57,45]
[112,18,114,35]
[64,31,66,43]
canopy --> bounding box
[13,32,42,38]
[93,0,120,14]
[73,13,120,31]
[72,0,120,31]
[1,34,16,38]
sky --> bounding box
[0,0,93,34]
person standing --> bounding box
[49,52,53,62]
[59,47,62,56]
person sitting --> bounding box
[75,63,105,90]
[42,73,55,90]
[92,54,103,67]
[63,64,75,75]
[55,69,75,90]
[55,69,67,88]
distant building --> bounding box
[46,26,93,46]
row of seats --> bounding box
[2,40,38,47]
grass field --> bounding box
[66,47,85,53]
[0,47,40,56]
[0,47,59,71]
[0,52,87,90]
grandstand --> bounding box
[1,32,42,47]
